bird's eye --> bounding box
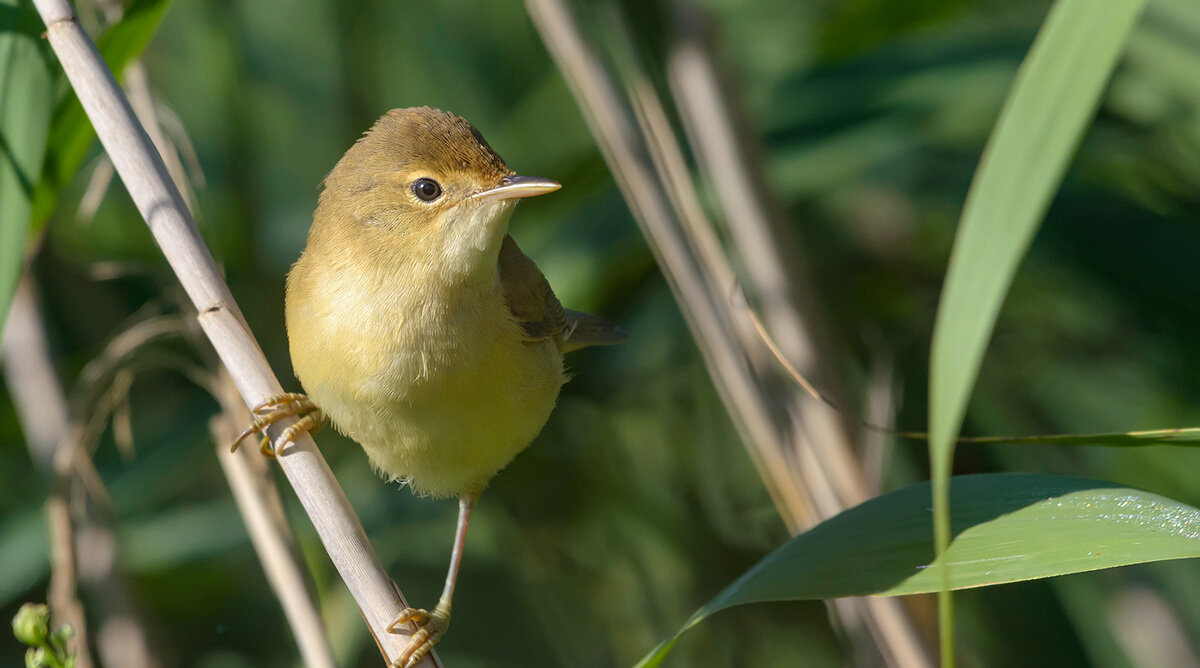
[412,177,443,202]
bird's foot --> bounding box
[231,392,325,458]
[387,603,451,668]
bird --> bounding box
[233,106,625,667]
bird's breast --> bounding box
[285,251,564,496]
[290,255,519,399]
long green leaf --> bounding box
[927,0,1146,659]
[637,473,1200,668]
[0,0,53,335]
[29,0,173,229]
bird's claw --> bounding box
[388,605,450,668]
[231,392,325,458]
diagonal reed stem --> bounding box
[27,2,438,665]
[527,0,932,665]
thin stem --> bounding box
[525,0,813,531]
[211,371,338,668]
[2,278,69,474]
[4,277,165,668]
[526,0,932,664]
[46,451,93,668]
[933,465,954,666]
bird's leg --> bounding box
[389,495,476,668]
[231,392,325,458]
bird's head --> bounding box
[317,107,559,281]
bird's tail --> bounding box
[558,309,628,353]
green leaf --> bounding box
[927,0,1146,657]
[636,474,1200,668]
[0,509,47,608]
[29,0,173,229]
[0,0,54,335]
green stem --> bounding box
[932,460,954,666]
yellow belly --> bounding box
[286,258,565,497]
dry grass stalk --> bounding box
[665,12,931,666]
[78,10,335,657]
[210,369,338,668]
[2,279,69,472]
[526,0,814,528]
[29,1,436,664]
[3,278,159,668]
[527,0,931,664]
[46,434,94,668]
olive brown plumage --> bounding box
[236,107,624,666]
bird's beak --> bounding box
[474,175,561,202]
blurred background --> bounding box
[4,0,1200,666]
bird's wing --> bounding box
[498,235,627,353]
[499,234,567,342]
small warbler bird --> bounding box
[235,107,624,666]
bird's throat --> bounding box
[440,201,514,285]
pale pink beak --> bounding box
[473,175,561,201]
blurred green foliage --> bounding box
[29,0,174,231]
[4,0,1200,666]
[0,0,53,335]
